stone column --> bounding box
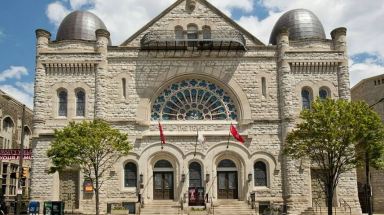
[331,27,350,100]
[33,29,50,134]
[94,29,110,119]
[277,29,311,214]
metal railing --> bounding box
[339,199,352,215]
[137,195,144,215]
[313,198,323,214]
[209,196,214,215]
[140,30,246,50]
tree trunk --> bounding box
[95,176,100,215]
[327,183,333,215]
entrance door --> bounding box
[217,171,238,199]
[153,172,174,200]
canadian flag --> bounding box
[230,124,244,144]
[158,121,166,145]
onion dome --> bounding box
[56,10,110,44]
[269,9,326,45]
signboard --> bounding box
[83,180,94,193]
[0,149,32,160]
[188,187,205,206]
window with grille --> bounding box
[189,162,202,188]
[76,90,85,117]
[254,161,267,186]
[124,162,137,187]
[58,90,68,117]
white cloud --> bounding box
[46,1,70,26]
[69,0,91,10]
[349,59,384,87]
[15,82,34,95]
[44,0,384,85]
[0,66,28,82]
[0,85,34,109]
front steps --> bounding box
[140,200,183,215]
[210,200,256,215]
[300,207,350,215]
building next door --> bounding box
[153,160,174,200]
[217,159,238,199]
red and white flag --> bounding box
[158,121,166,145]
[230,124,244,144]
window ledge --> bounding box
[122,187,137,192]
[253,186,270,191]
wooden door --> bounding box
[153,172,174,200]
[217,171,238,199]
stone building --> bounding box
[0,89,33,213]
[351,74,384,214]
[30,0,361,214]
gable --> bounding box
[120,0,264,47]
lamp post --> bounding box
[366,97,384,215]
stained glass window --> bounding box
[301,88,312,110]
[124,162,137,187]
[76,90,85,117]
[254,161,267,186]
[319,87,329,100]
[151,79,238,121]
[58,90,68,117]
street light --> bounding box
[365,97,384,215]
[1,93,26,215]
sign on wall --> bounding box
[83,180,94,193]
[0,149,32,160]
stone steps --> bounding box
[210,200,256,215]
[140,200,182,215]
[301,207,349,215]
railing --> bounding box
[209,196,214,215]
[339,199,352,215]
[313,198,322,215]
[137,195,144,215]
[140,30,246,51]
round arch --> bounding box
[136,74,252,124]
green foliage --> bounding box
[285,98,384,172]
[47,119,131,215]
[47,119,131,186]
[285,98,384,215]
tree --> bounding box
[285,98,384,215]
[47,119,131,215]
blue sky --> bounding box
[1,0,384,108]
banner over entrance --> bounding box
[0,149,32,160]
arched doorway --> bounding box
[153,160,174,200]
[217,159,238,199]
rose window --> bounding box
[151,79,238,120]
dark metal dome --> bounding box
[269,9,326,45]
[56,11,109,43]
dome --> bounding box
[56,11,110,43]
[269,9,326,45]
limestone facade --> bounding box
[351,74,384,213]
[30,0,361,214]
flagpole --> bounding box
[226,123,232,149]
[194,129,198,157]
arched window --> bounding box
[261,77,267,97]
[23,126,32,149]
[189,162,202,187]
[218,159,236,168]
[154,160,173,168]
[187,24,198,47]
[301,88,312,110]
[2,117,14,149]
[175,26,184,40]
[319,87,330,100]
[124,162,137,187]
[76,90,85,117]
[58,90,68,117]
[202,26,211,39]
[151,79,238,121]
[254,161,267,186]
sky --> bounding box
[1,0,384,109]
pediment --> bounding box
[120,0,264,48]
